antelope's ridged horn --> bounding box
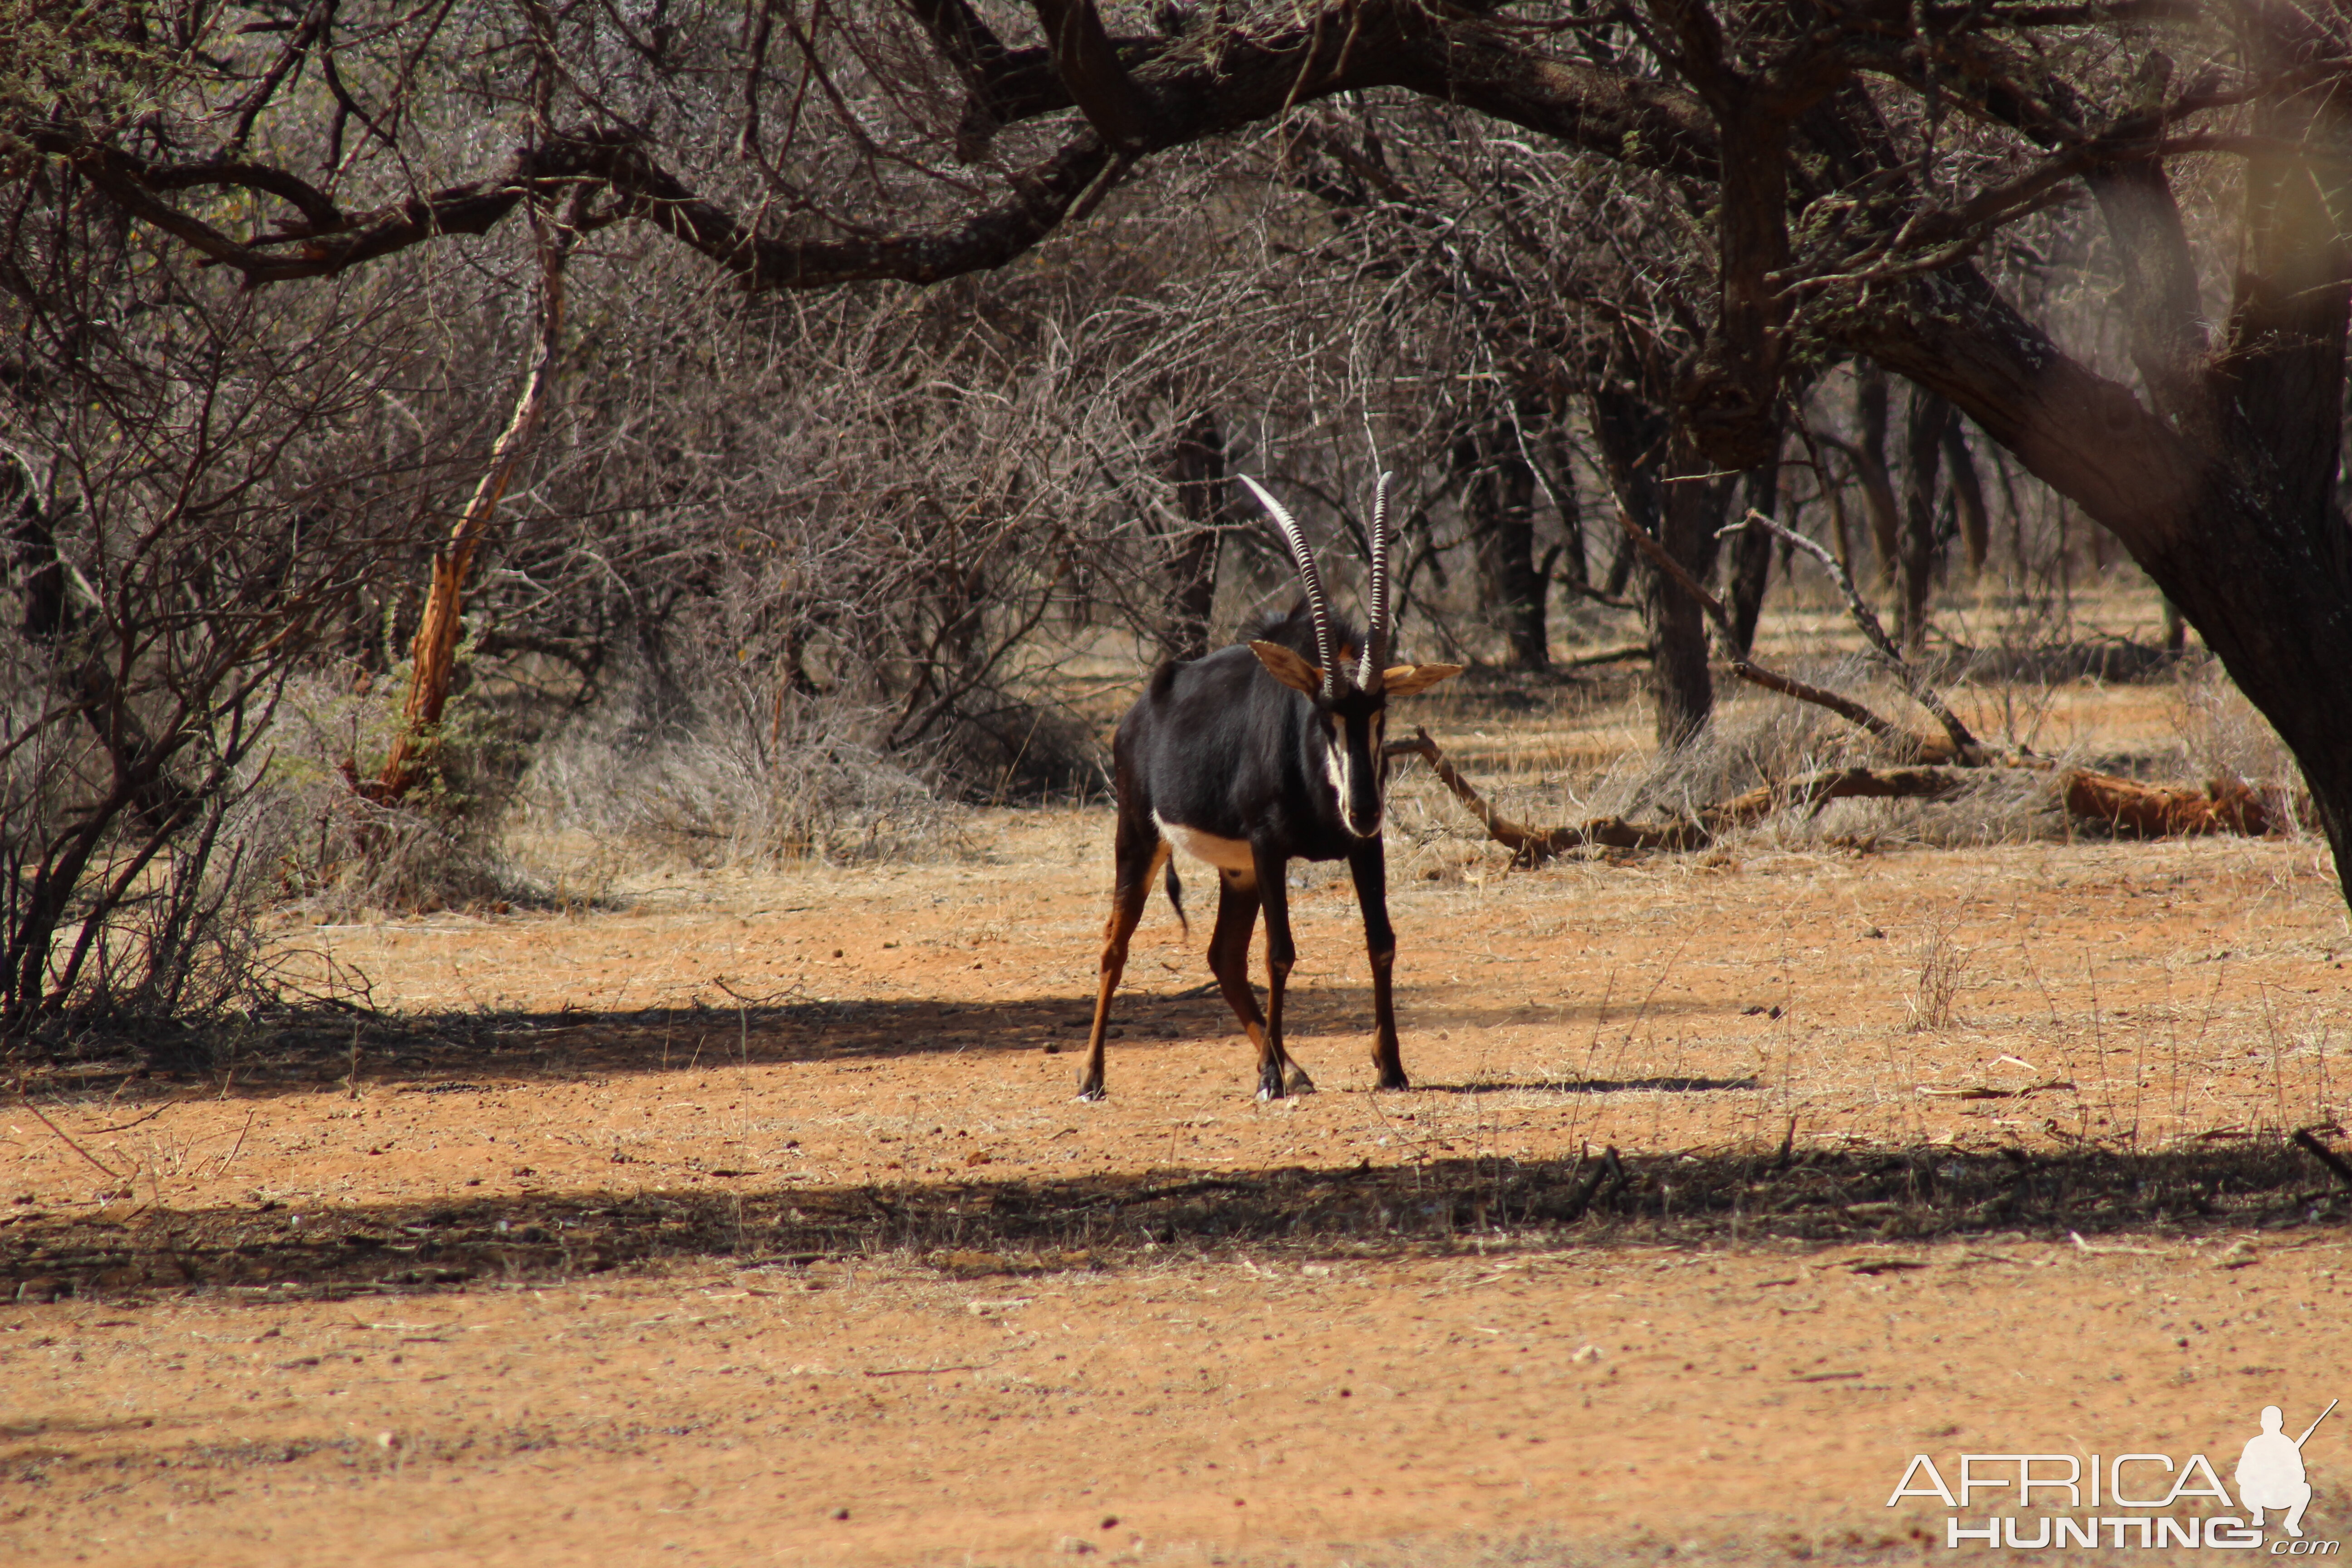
[1358,471,1393,691]
[1239,475,1335,689]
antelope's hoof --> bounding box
[1074,1083,1107,1103]
[1283,1065,1318,1096]
[1375,1069,1411,1091]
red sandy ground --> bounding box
[5,811,2349,1565]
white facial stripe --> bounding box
[1325,715,1348,802]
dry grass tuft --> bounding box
[1906,915,1969,1032]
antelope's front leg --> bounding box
[1348,836,1408,1090]
[1249,843,1313,1098]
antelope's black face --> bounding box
[1249,638,1464,838]
[1239,470,1463,842]
[1323,686,1390,839]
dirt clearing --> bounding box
[7,781,2351,1564]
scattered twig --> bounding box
[1916,1079,2074,1099]
[2069,1230,2161,1256]
[82,1104,172,1136]
[1560,1144,1623,1223]
[20,1098,119,1179]
[864,1364,982,1377]
[1561,642,1652,668]
[2293,1127,2352,1192]
[210,1106,259,1180]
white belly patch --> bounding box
[1155,814,1256,873]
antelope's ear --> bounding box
[1382,662,1465,697]
[1249,640,1323,695]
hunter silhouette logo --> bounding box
[2240,1401,2335,1540]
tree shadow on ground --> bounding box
[1416,1076,1761,1094]
[8,1136,2346,1304]
[16,988,1723,1102]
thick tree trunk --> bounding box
[1594,384,1726,743]
[1725,431,1782,657]
[1850,363,1902,589]
[1840,263,2352,906]
[1542,426,1588,588]
[1161,408,1226,664]
[1942,421,1990,577]
[1592,386,1665,602]
[1456,417,1549,669]
[1645,433,1732,747]
[1898,388,1952,652]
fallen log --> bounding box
[1710,766,1977,827]
[1388,731,2298,863]
[1561,643,1652,669]
[2060,771,2288,837]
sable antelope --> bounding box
[1077,473,1463,1102]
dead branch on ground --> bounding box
[1611,502,1977,765]
[2060,772,2296,838]
[1388,730,2299,865]
[1728,510,1984,762]
[1386,729,1712,857]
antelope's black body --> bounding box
[1076,475,1460,1102]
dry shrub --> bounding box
[254,672,544,921]
[925,695,1106,808]
[2172,657,2307,829]
[1600,674,1852,823]
[518,670,961,867]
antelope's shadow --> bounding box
[22,987,1730,1103]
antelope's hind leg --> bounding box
[1205,869,1308,1099]
[1078,833,1168,1102]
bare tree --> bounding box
[1,236,427,1032]
[20,0,2352,911]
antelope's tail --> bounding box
[1164,859,1188,938]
